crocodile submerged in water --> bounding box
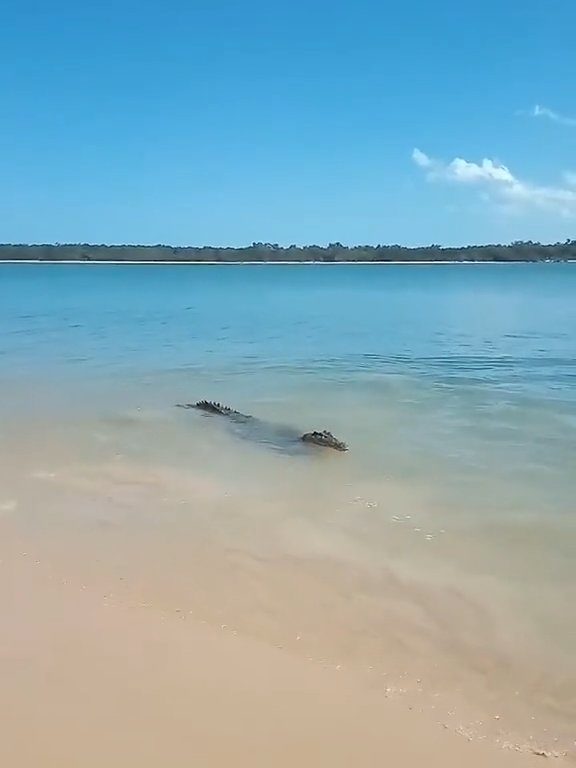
[176,400,348,452]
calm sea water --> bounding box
[2,263,575,391]
[1,262,575,750]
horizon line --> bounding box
[1,240,575,250]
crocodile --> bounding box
[176,400,348,452]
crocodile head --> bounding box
[301,430,348,452]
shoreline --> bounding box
[1,259,575,265]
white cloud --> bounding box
[411,148,433,168]
[447,157,515,184]
[531,104,576,128]
[412,148,576,217]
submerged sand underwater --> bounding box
[1,396,574,762]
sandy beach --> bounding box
[0,521,556,768]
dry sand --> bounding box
[0,526,555,768]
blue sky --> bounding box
[1,0,575,247]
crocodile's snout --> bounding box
[301,430,348,452]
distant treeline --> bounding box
[1,241,576,262]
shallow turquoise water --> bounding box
[2,262,575,511]
[1,263,576,749]
[2,263,576,391]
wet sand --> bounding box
[0,411,575,762]
[0,524,555,768]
